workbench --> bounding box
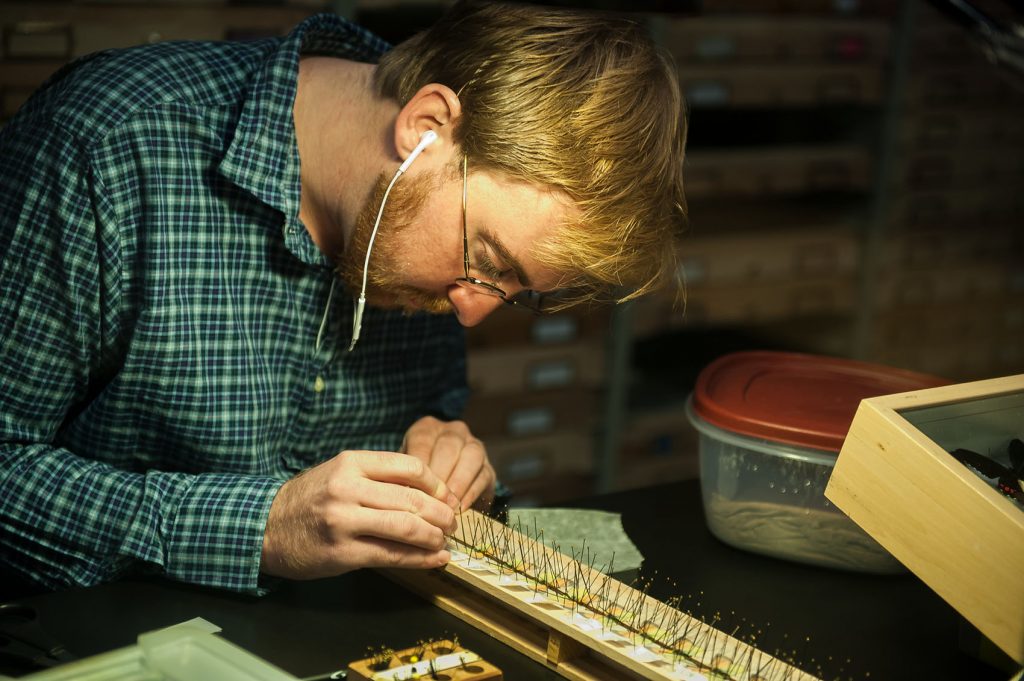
[3,480,1007,680]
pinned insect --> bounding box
[948,438,1024,505]
[366,645,395,672]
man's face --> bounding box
[337,162,571,327]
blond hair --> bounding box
[375,0,688,307]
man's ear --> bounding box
[394,83,462,164]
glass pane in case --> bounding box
[900,390,1024,508]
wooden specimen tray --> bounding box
[347,639,501,681]
[825,374,1024,664]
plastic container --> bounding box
[685,351,947,573]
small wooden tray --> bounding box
[347,639,501,681]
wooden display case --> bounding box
[825,375,1024,664]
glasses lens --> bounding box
[455,278,553,314]
[455,277,505,298]
[507,289,546,313]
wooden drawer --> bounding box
[685,145,871,198]
[505,473,597,508]
[896,110,1024,151]
[663,17,890,63]
[681,64,883,107]
[465,307,610,350]
[621,403,700,471]
[633,276,858,334]
[2,21,72,59]
[463,389,599,439]
[892,151,1024,192]
[486,430,594,484]
[699,0,894,17]
[467,341,605,396]
[680,227,859,287]
[886,188,1024,228]
[882,227,1023,269]
[874,264,1012,308]
[901,67,1024,108]
[0,5,318,58]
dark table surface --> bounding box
[5,480,1011,680]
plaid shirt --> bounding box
[0,15,468,595]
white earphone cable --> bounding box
[315,277,336,353]
[348,130,437,353]
[348,168,402,352]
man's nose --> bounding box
[447,286,504,327]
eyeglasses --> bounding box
[454,155,544,315]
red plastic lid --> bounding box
[692,351,948,453]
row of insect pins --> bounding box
[446,511,858,681]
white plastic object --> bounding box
[15,618,300,681]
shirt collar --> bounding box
[218,14,389,266]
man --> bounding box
[0,1,687,595]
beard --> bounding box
[336,167,454,315]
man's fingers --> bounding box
[400,427,436,460]
[348,535,451,570]
[425,430,467,483]
[263,448,471,580]
[443,438,486,502]
[462,464,495,510]
[400,415,447,456]
[355,479,457,534]
[344,450,459,509]
[350,507,451,552]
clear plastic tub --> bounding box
[686,396,905,574]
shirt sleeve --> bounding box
[0,117,283,595]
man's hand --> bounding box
[260,450,460,580]
[401,416,496,512]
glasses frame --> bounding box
[454,155,542,315]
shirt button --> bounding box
[313,375,325,392]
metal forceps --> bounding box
[0,602,76,670]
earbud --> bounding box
[397,129,438,174]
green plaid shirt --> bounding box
[0,15,468,595]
